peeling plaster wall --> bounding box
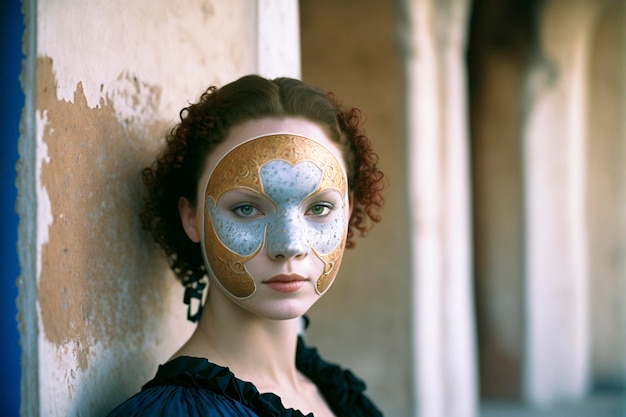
[34,57,189,416]
[20,1,264,415]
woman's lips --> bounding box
[263,274,307,293]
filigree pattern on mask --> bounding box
[208,135,346,201]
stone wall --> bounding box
[18,1,298,415]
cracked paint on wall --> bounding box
[36,109,52,282]
[36,55,170,367]
[36,0,256,112]
[23,1,298,414]
[35,57,193,414]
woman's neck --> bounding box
[175,284,303,389]
[171,283,337,417]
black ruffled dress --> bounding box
[106,336,383,416]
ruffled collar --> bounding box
[295,338,382,417]
[141,335,382,417]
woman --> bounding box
[107,75,385,416]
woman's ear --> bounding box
[179,197,201,243]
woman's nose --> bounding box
[265,212,309,260]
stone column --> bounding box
[257,0,300,79]
[399,0,477,416]
[522,0,611,406]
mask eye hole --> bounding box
[232,203,264,218]
[306,202,333,217]
[216,188,273,219]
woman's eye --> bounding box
[232,204,262,218]
[306,203,333,217]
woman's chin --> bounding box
[238,297,319,322]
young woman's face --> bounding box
[192,118,350,320]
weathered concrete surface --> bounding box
[19,1,269,415]
[35,56,183,415]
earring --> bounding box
[183,271,206,322]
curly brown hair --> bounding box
[140,75,384,287]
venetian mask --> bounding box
[200,134,349,299]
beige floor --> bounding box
[481,393,625,417]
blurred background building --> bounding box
[3,0,624,416]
